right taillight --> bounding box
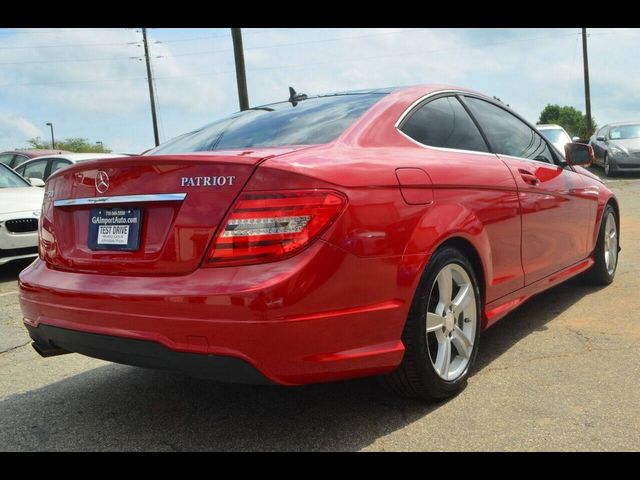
[206,189,346,266]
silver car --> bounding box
[590,122,640,177]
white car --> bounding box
[13,152,129,183]
[0,164,45,266]
[537,124,579,155]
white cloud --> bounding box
[1,28,639,153]
[0,111,42,148]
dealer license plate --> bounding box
[88,207,142,251]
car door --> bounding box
[19,159,48,181]
[397,94,524,302]
[462,96,593,286]
[592,126,608,165]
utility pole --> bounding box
[231,28,249,111]
[582,28,593,139]
[142,28,160,146]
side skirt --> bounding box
[483,257,594,329]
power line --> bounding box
[0,29,612,88]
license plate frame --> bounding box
[88,207,143,251]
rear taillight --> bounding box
[206,189,346,266]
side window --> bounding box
[0,154,14,166]
[464,97,555,163]
[12,155,28,168]
[50,159,71,175]
[21,160,47,180]
[596,126,606,138]
[400,96,489,152]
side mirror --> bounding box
[596,136,606,142]
[29,178,45,187]
[564,143,593,167]
[572,136,581,142]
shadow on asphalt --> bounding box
[0,273,606,451]
[473,276,605,372]
[0,259,33,285]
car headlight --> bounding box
[610,144,628,156]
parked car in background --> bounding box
[589,122,640,176]
[20,85,619,401]
[537,124,578,155]
[0,149,71,170]
[13,153,129,183]
[0,164,44,266]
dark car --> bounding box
[0,149,71,170]
[589,122,640,176]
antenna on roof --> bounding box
[288,87,308,107]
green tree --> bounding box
[538,104,596,140]
[26,137,112,153]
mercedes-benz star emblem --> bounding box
[95,171,109,194]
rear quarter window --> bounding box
[400,96,489,152]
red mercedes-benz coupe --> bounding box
[19,85,619,400]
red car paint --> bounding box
[19,85,618,385]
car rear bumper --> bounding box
[19,242,419,385]
[27,323,273,384]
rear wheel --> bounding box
[585,204,619,285]
[382,246,482,401]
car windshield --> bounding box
[146,93,387,155]
[609,124,640,140]
[0,164,30,188]
[540,128,571,144]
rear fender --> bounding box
[403,202,492,303]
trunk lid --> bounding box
[41,148,303,275]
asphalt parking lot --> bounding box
[1,168,639,452]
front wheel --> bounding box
[382,246,482,401]
[604,153,616,177]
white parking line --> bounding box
[0,291,18,297]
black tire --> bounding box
[584,204,619,285]
[604,153,616,177]
[381,246,482,401]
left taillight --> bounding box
[206,189,346,266]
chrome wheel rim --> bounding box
[604,212,618,275]
[426,264,477,381]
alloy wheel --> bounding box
[425,263,477,381]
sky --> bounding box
[0,27,638,154]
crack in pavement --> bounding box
[0,341,31,355]
[563,324,593,351]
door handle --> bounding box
[518,169,539,186]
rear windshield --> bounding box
[146,93,386,155]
